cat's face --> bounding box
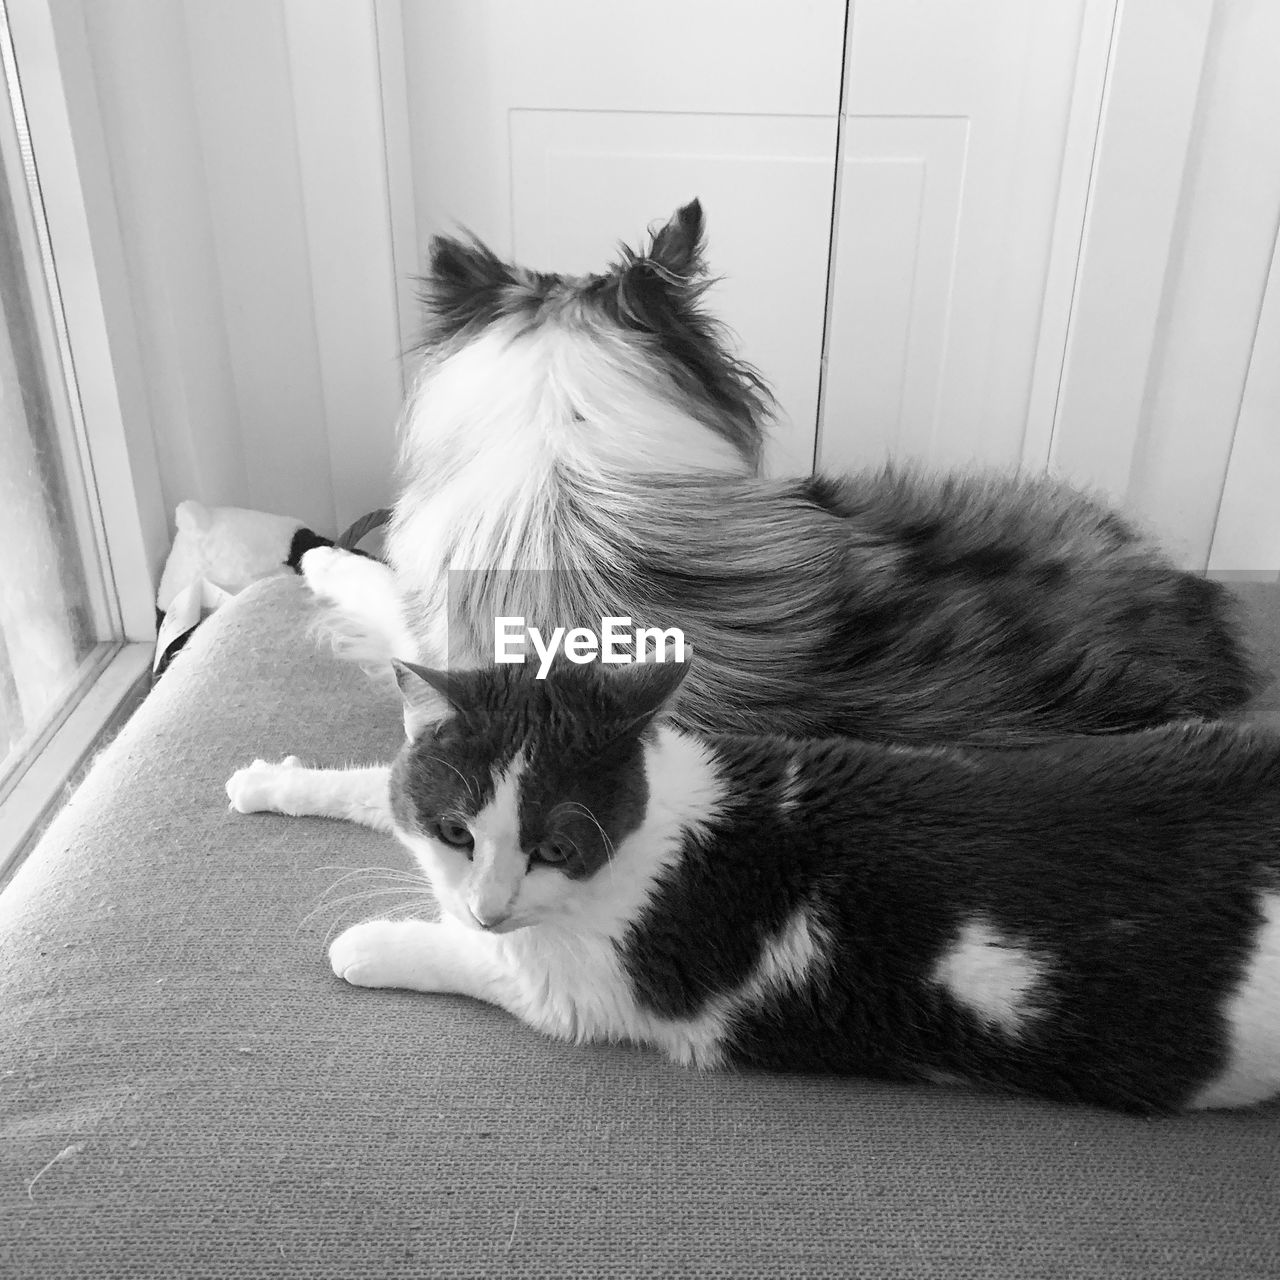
[388,660,687,933]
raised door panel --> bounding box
[396,0,846,475]
[817,0,1115,474]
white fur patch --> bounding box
[778,757,803,816]
[386,316,751,665]
[753,904,828,996]
[651,901,833,1069]
[462,756,527,930]
[932,919,1046,1036]
[398,318,746,499]
[1189,892,1280,1110]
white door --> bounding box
[392,0,845,475]
[816,0,1117,475]
[1209,230,1280,579]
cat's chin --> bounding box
[478,918,530,936]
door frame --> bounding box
[1208,222,1280,578]
[1034,0,1215,493]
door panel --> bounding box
[817,0,1116,474]
[396,0,846,474]
[819,117,967,466]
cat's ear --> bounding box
[613,200,707,329]
[392,659,458,739]
[612,658,692,734]
[647,199,705,280]
[418,231,516,338]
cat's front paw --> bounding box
[299,545,352,599]
[329,918,444,991]
[225,756,302,814]
[330,921,414,988]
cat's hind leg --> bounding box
[226,759,393,833]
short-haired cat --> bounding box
[230,659,1280,1115]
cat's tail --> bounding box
[298,546,418,683]
[305,603,405,685]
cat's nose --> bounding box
[469,904,509,931]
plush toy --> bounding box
[156,500,324,612]
[153,501,327,675]
[152,500,390,676]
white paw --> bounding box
[225,756,302,813]
[299,545,352,599]
[330,918,433,989]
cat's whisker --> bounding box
[299,878,431,928]
[312,874,423,903]
[317,869,429,895]
[319,885,437,909]
[312,897,439,946]
[417,752,478,805]
[320,896,439,949]
[312,863,419,880]
[297,882,438,936]
[315,864,433,890]
[555,801,616,868]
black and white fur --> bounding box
[261,658,1280,1116]
[299,199,1256,743]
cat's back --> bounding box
[662,721,1280,1111]
[620,468,1256,740]
[678,720,1280,966]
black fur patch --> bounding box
[285,527,333,572]
[417,233,521,341]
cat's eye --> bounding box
[532,839,571,866]
[435,818,474,850]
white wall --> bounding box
[1128,0,1280,570]
[1050,0,1280,569]
[50,0,1280,573]
[52,0,406,543]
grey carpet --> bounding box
[2,573,1279,1279]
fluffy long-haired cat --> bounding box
[232,658,1280,1115]
[300,199,1256,745]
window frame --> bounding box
[0,0,160,886]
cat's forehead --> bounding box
[460,664,629,736]
[406,681,644,810]
[404,677,600,797]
